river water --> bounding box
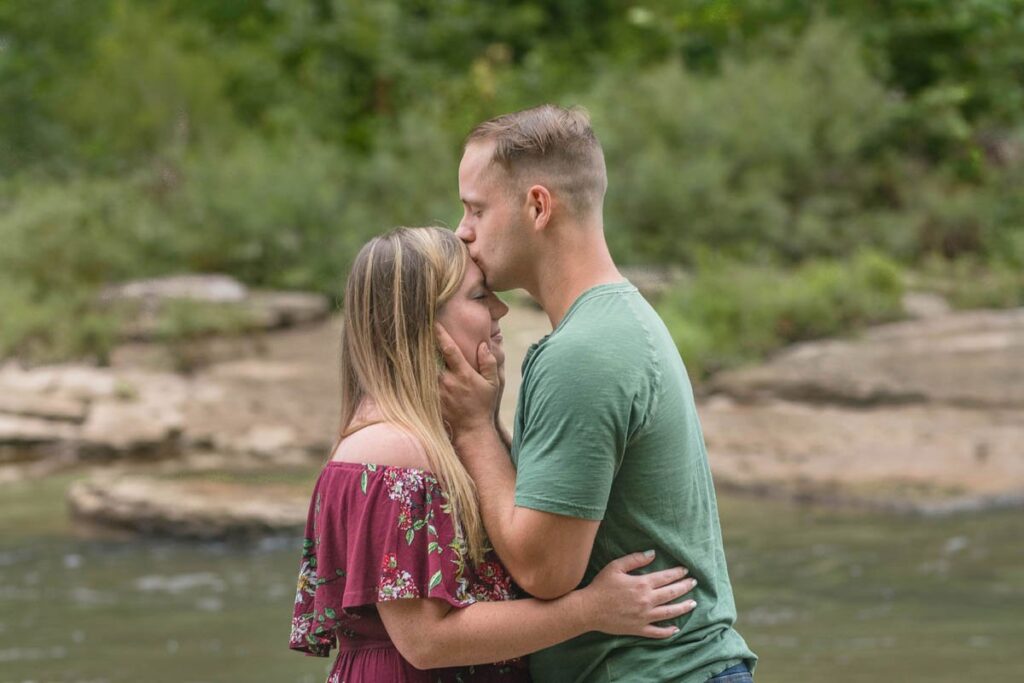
[1,470,1021,682]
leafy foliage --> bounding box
[0,1,1021,363]
[659,250,906,379]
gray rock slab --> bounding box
[67,474,308,539]
[0,391,87,423]
[709,308,1024,408]
[78,401,183,461]
[701,396,1024,512]
[246,290,332,328]
[99,274,330,340]
[0,415,78,463]
[100,274,248,303]
[0,362,119,401]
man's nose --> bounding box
[455,222,473,242]
[494,297,510,319]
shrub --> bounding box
[0,175,175,362]
[585,20,904,265]
[0,277,120,364]
[915,255,1024,310]
[658,251,906,380]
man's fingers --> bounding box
[610,550,656,573]
[435,323,472,372]
[477,342,499,384]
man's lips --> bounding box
[490,330,503,343]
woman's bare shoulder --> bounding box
[330,423,431,471]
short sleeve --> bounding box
[513,339,647,520]
[289,465,476,658]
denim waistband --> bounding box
[713,663,750,677]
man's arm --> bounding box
[438,326,599,599]
[453,425,599,599]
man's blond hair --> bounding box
[466,104,608,219]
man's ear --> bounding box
[526,184,553,231]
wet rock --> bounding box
[0,415,77,463]
[67,473,308,539]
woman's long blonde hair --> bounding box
[334,226,487,564]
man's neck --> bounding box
[527,229,624,329]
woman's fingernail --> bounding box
[644,549,655,558]
[686,600,697,608]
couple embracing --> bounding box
[289,105,757,683]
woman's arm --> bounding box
[378,551,696,670]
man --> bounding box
[437,104,757,682]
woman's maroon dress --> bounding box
[289,461,532,682]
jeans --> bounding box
[706,663,753,683]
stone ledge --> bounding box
[67,472,310,540]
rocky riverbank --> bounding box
[1,279,1021,537]
[700,308,1024,514]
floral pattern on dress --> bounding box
[290,494,347,655]
[367,465,479,607]
[469,558,516,603]
[289,462,526,679]
[378,552,421,600]
[381,465,436,541]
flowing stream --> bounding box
[1,470,1021,682]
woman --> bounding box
[289,227,697,681]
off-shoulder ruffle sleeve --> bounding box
[289,463,477,658]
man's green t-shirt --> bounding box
[511,282,757,683]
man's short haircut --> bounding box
[465,104,608,219]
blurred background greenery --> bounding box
[2,0,1022,374]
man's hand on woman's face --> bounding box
[436,323,501,436]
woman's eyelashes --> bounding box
[471,284,496,298]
